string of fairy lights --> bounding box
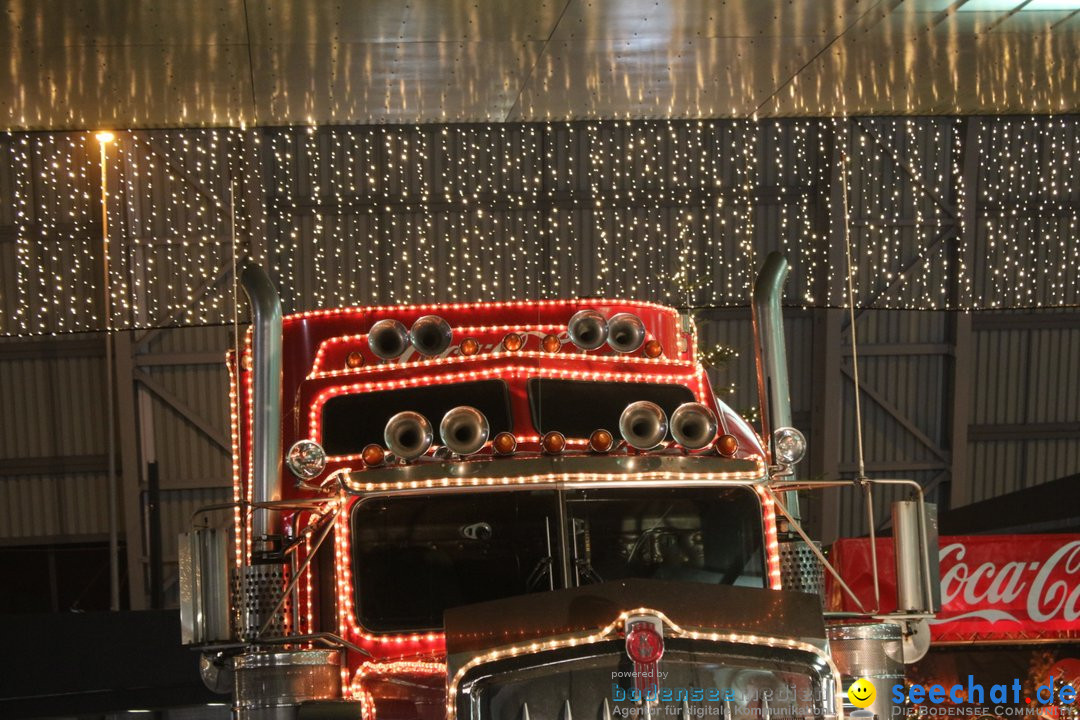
[0,116,1077,337]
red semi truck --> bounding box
[180,253,938,720]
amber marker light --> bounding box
[502,333,523,352]
[716,434,739,457]
[492,431,517,455]
[361,444,386,466]
[542,431,566,455]
[589,429,614,453]
[346,351,364,369]
[460,338,480,356]
[643,339,663,358]
[542,334,561,353]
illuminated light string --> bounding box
[310,348,693,381]
[444,607,843,720]
[325,469,775,656]
[340,463,768,495]
[350,660,446,707]
[4,119,1076,337]
[756,487,784,591]
[227,352,246,567]
[286,298,681,325]
[309,327,690,378]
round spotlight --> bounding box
[619,401,668,451]
[542,431,566,455]
[542,334,561,353]
[439,406,490,455]
[361,444,385,467]
[773,427,807,465]
[643,339,663,359]
[345,351,364,369]
[568,309,609,350]
[716,434,739,457]
[607,313,646,353]
[460,337,480,356]
[369,320,410,360]
[383,411,433,461]
[285,439,327,479]
[492,431,517,455]
[502,333,524,352]
[589,428,614,453]
[410,315,453,356]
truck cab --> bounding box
[181,255,935,720]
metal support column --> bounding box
[949,118,979,509]
[114,330,148,609]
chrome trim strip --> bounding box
[340,454,766,495]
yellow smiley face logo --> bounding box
[848,678,877,709]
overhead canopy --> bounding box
[1,0,1077,130]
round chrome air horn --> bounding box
[568,309,609,350]
[670,402,718,450]
[384,411,433,461]
[607,312,646,353]
[368,319,410,360]
[619,401,669,450]
[439,406,490,455]
[410,315,453,356]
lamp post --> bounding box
[95,131,119,611]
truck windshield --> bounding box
[349,486,765,632]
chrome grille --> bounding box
[455,640,837,720]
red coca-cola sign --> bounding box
[828,534,1080,642]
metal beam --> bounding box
[134,352,225,367]
[840,363,951,464]
[842,343,953,357]
[843,226,953,331]
[811,309,844,543]
[133,258,234,352]
[971,311,1080,330]
[0,454,108,477]
[113,331,147,610]
[133,368,230,452]
[839,461,949,473]
[810,121,847,544]
[969,422,1080,441]
[0,336,103,359]
[854,119,957,220]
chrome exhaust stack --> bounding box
[440,406,490,455]
[369,319,410,360]
[670,402,718,450]
[751,252,801,521]
[385,411,434,461]
[239,259,284,556]
[619,401,668,450]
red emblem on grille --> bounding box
[625,616,665,697]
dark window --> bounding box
[350,492,559,631]
[565,487,766,589]
[527,379,696,436]
[0,542,123,613]
[321,380,512,455]
[349,486,767,632]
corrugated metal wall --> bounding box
[0,117,1077,604]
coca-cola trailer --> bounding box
[180,253,939,720]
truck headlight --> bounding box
[772,427,806,465]
[286,439,327,479]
